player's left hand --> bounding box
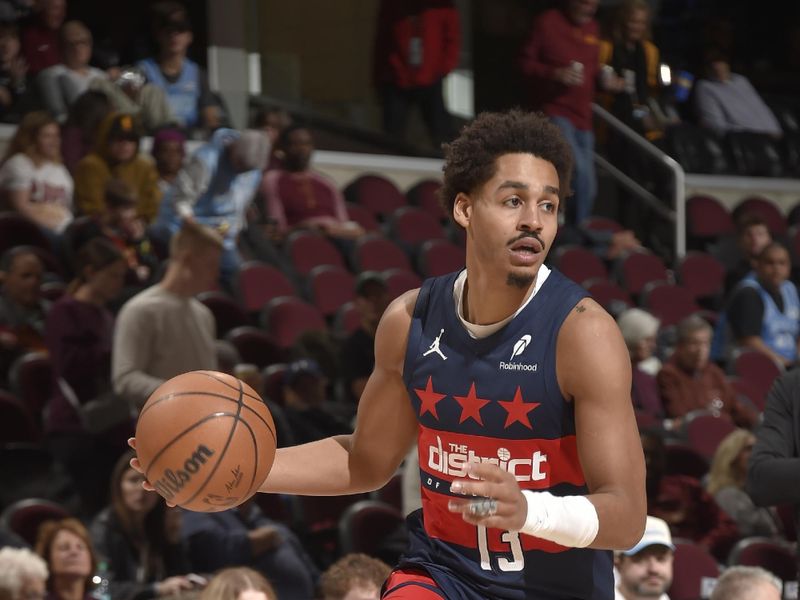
[447,462,527,532]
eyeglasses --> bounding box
[65,38,91,47]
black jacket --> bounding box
[90,507,191,600]
[746,368,800,571]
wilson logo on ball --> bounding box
[153,444,215,500]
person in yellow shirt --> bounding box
[74,112,161,222]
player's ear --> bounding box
[453,192,472,228]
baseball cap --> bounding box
[107,114,141,141]
[622,516,675,556]
[284,359,323,385]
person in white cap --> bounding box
[615,516,675,600]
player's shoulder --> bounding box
[380,288,420,331]
[374,288,420,365]
[558,297,624,348]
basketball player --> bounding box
[134,109,646,598]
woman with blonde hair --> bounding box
[35,518,97,600]
[199,567,276,600]
[707,428,781,538]
[0,110,73,234]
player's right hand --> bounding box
[128,437,178,506]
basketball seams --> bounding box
[197,370,263,404]
[142,411,233,481]
[140,390,276,442]
[182,376,246,507]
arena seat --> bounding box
[726,132,784,178]
[196,291,249,337]
[0,498,71,546]
[307,265,356,317]
[616,250,670,298]
[641,282,700,327]
[338,500,404,557]
[387,206,447,250]
[224,326,284,369]
[418,239,464,278]
[668,541,720,600]
[285,230,347,277]
[728,537,797,582]
[352,234,412,273]
[343,174,406,221]
[554,245,607,286]
[732,196,787,236]
[0,390,40,443]
[686,195,735,240]
[260,296,327,348]
[406,179,446,221]
[678,252,726,305]
[235,261,296,314]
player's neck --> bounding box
[159,264,201,298]
[462,269,535,326]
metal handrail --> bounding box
[592,103,686,261]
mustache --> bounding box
[507,231,545,251]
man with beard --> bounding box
[260,124,365,242]
[614,516,674,600]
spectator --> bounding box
[112,220,220,408]
[181,497,318,600]
[281,358,352,445]
[342,272,389,405]
[614,516,674,600]
[34,518,96,600]
[712,242,799,367]
[20,0,64,76]
[747,368,800,572]
[150,127,185,193]
[0,246,49,356]
[724,213,772,293]
[708,566,781,600]
[617,308,664,421]
[372,0,459,147]
[658,315,757,428]
[86,179,159,286]
[90,451,196,599]
[0,547,48,600]
[694,48,782,139]
[0,110,73,235]
[0,22,28,122]
[44,237,129,517]
[598,0,663,140]
[90,66,176,134]
[520,0,605,225]
[261,125,365,242]
[642,431,740,561]
[153,128,269,286]
[37,21,105,123]
[252,106,291,171]
[0,0,33,24]
[319,553,392,600]
[136,2,220,132]
[707,429,781,538]
[60,90,113,174]
[198,567,276,600]
[74,112,161,223]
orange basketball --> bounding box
[135,370,276,512]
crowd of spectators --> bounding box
[0,1,797,599]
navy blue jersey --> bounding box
[399,269,613,600]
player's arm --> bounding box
[557,299,646,549]
[259,290,420,496]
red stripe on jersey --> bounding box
[422,487,568,553]
[418,425,586,489]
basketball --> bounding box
[134,370,277,512]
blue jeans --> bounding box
[550,116,596,226]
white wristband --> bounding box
[520,490,599,548]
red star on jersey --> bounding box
[498,386,540,429]
[453,382,491,425]
[414,376,447,419]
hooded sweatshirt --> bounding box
[73,113,162,222]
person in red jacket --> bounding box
[520,0,602,226]
[373,0,460,147]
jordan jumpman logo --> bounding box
[423,328,448,360]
